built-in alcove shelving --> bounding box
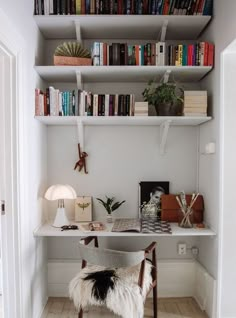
[34,15,211,40]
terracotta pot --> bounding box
[54,56,92,66]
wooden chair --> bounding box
[69,236,157,318]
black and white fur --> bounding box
[69,262,153,318]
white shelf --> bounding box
[35,65,212,83]
[33,221,216,237]
[34,15,211,40]
[35,115,212,126]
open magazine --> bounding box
[112,218,172,234]
[112,218,141,232]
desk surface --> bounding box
[33,221,216,237]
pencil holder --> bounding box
[178,207,193,228]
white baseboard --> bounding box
[193,262,217,318]
[48,258,216,317]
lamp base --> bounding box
[52,207,70,228]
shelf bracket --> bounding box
[77,118,84,149]
[76,71,83,90]
[74,21,82,43]
[159,19,168,42]
[163,69,171,83]
[160,119,172,155]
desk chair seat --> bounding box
[69,237,157,318]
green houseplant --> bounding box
[142,80,184,116]
[96,196,125,222]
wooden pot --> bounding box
[54,56,92,66]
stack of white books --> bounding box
[183,91,208,117]
[134,102,148,116]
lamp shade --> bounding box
[45,184,77,201]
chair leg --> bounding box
[153,284,158,317]
[78,308,83,318]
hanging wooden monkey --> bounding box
[74,143,88,174]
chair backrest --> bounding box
[79,241,145,268]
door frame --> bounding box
[0,8,26,318]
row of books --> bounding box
[183,90,207,116]
[92,42,166,66]
[35,87,138,116]
[35,88,77,116]
[91,41,214,66]
[79,92,136,116]
[34,0,213,15]
[168,42,214,66]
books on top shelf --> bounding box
[35,87,136,117]
[91,41,214,67]
[184,90,208,116]
[34,0,213,15]
[134,102,148,116]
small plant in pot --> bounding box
[96,196,125,223]
[142,80,184,116]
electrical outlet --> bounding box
[178,243,187,255]
[191,246,199,256]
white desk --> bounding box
[33,221,216,237]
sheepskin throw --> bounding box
[69,261,153,318]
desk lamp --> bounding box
[45,184,77,227]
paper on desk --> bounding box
[78,221,106,232]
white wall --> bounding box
[198,0,236,316]
[3,0,236,316]
[46,123,202,259]
[220,46,236,318]
[0,1,48,317]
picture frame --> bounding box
[75,196,92,222]
[139,181,169,217]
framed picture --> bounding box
[139,181,169,217]
[75,196,92,222]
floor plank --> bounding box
[42,297,208,318]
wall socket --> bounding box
[178,243,187,255]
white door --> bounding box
[0,44,21,318]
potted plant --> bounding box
[142,80,184,116]
[54,41,92,66]
[96,196,125,223]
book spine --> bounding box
[99,42,103,66]
[208,43,214,66]
[203,42,209,66]
[93,94,98,116]
[203,0,213,15]
[35,88,41,115]
[112,43,120,65]
[46,88,50,115]
[105,94,109,116]
[92,42,100,66]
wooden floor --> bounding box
[42,297,208,318]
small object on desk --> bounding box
[195,223,206,229]
[79,221,105,232]
[88,222,105,231]
[75,196,92,222]
[44,184,77,228]
[96,196,126,223]
[61,225,78,231]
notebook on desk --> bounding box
[112,218,172,234]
